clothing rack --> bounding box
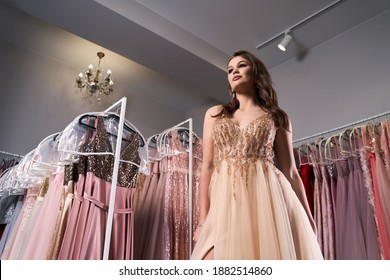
[102,97,128,260]
[0,150,24,159]
[292,110,390,145]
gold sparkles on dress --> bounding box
[190,114,323,260]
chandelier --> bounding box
[76,52,114,104]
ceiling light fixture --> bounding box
[255,0,343,51]
[278,31,293,52]
[76,52,114,104]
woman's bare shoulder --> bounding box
[205,104,223,117]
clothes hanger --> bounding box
[338,128,352,158]
[349,125,363,155]
[317,137,329,164]
[363,122,377,153]
[156,126,190,157]
[58,112,146,161]
[30,132,62,177]
[145,133,163,161]
[325,134,341,162]
[12,149,45,190]
[297,143,311,166]
[78,112,145,147]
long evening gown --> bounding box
[59,116,141,260]
[164,130,202,260]
[190,114,323,260]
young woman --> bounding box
[191,50,323,260]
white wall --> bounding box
[1,8,390,154]
[271,9,390,143]
[0,38,185,155]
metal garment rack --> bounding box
[102,97,128,260]
[156,118,194,259]
[101,98,194,260]
[0,151,24,159]
[292,110,390,145]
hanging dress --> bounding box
[19,172,65,259]
[5,179,49,259]
[370,126,390,259]
[47,163,79,259]
[319,162,335,260]
[62,116,141,260]
[298,164,315,218]
[133,159,165,260]
[351,154,381,259]
[343,156,367,259]
[164,130,202,260]
[190,114,323,259]
[312,162,323,254]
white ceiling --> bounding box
[2,0,390,112]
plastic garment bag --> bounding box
[58,112,149,175]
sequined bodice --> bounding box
[213,114,276,170]
[83,116,141,188]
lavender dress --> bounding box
[334,159,349,259]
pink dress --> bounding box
[5,180,49,259]
[372,131,390,259]
[57,159,87,259]
[133,159,166,260]
[0,194,24,257]
[1,186,39,259]
[164,130,202,260]
[47,163,78,259]
[59,116,141,260]
[20,172,65,259]
[381,121,390,177]
[361,125,388,259]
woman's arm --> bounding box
[273,119,316,233]
[193,105,219,242]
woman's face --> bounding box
[227,56,254,92]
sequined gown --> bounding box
[190,114,323,260]
[164,130,202,260]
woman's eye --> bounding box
[238,63,246,68]
[228,69,233,74]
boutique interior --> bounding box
[0,0,390,260]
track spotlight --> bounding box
[278,32,293,51]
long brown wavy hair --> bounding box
[213,50,289,130]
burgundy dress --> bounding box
[299,164,315,218]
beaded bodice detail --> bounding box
[84,116,141,188]
[212,114,276,173]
